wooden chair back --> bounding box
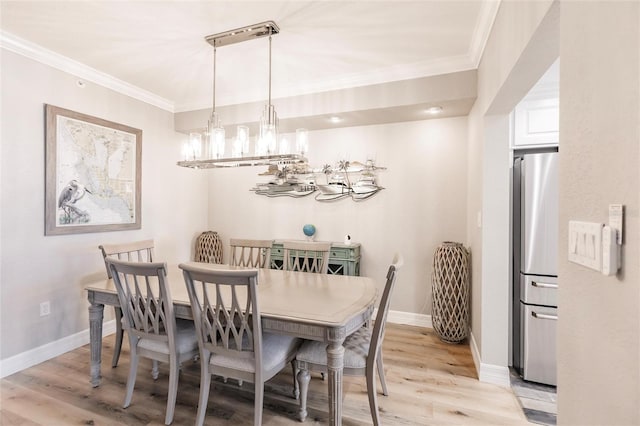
[230,239,274,268]
[368,254,403,362]
[282,241,331,274]
[180,265,262,365]
[99,239,155,278]
[105,258,177,348]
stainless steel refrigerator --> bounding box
[512,151,558,386]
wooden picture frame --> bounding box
[45,105,142,235]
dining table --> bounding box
[85,262,377,426]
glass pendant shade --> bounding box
[187,132,202,160]
[211,127,225,159]
[296,128,309,155]
[278,137,290,155]
[233,125,250,157]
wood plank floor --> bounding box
[0,324,532,425]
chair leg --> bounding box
[366,364,381,426]
[297,368,310,422]
[254,382,264,426]
[291,360,300,399]
[152,360,159,380]
[164,357,179,425]
[112,307,124,368]
[377,348,389,396]
[123,348,139,408]
[195,358,211,426]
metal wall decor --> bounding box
[251,159,386,202]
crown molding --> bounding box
[469,0,502,67]
[0,30,175,113]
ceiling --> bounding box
[0,1,499,115]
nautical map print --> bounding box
[56,116,136,226]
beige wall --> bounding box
[467,0,556,367]
[0,50,208,360]
[206,118,468,315]
[557,2,639,423]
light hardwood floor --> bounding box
[0,324,531,425]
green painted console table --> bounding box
[270,241,361,276]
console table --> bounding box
[270,241,361,276]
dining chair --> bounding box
[106,258,199,425]
[179,263,302,426]
[230,238,274,268]
[282,241,332,274]
[295,254,403,425]
[99,239,155,368]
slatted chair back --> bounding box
[106,259,176,347]
[99,239,155,278]
[230,239,274,268]
[282,241,331,274]
[181,266,262,364]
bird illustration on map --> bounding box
[58,180,92,224]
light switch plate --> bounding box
[568,221,603,271]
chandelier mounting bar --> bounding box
[205,21,280,48]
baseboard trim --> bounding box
[0,320,116,379]
[386,310,432,328]
[470,330,510,387]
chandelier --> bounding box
[178,21,308,169]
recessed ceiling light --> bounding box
[329,116,343,123]
[425,106,443,115]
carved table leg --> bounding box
[327,328,346,426]
[297,366,310,421]
[89,302,104,387]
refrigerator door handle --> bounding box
[531,311,558,321]
[531,281,558,289]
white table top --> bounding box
[86,262,377,328]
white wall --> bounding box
[207,118,468,315]
[0,50,208,361]
[557,2,639,423]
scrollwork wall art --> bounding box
[251,159,386,202]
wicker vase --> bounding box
[431,241,469,343]
[195,231,223,264]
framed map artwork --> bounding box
[45,105,142,235]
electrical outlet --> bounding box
[40,301,51,317]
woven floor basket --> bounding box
[195,231,223,264]
[431,241,469,343]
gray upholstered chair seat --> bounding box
[138,319,199,355]
[210,333,300,373]
[296,327,372,369]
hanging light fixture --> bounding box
[177,21,307,169]
[208,44,225,159]
[257,25,278,156]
